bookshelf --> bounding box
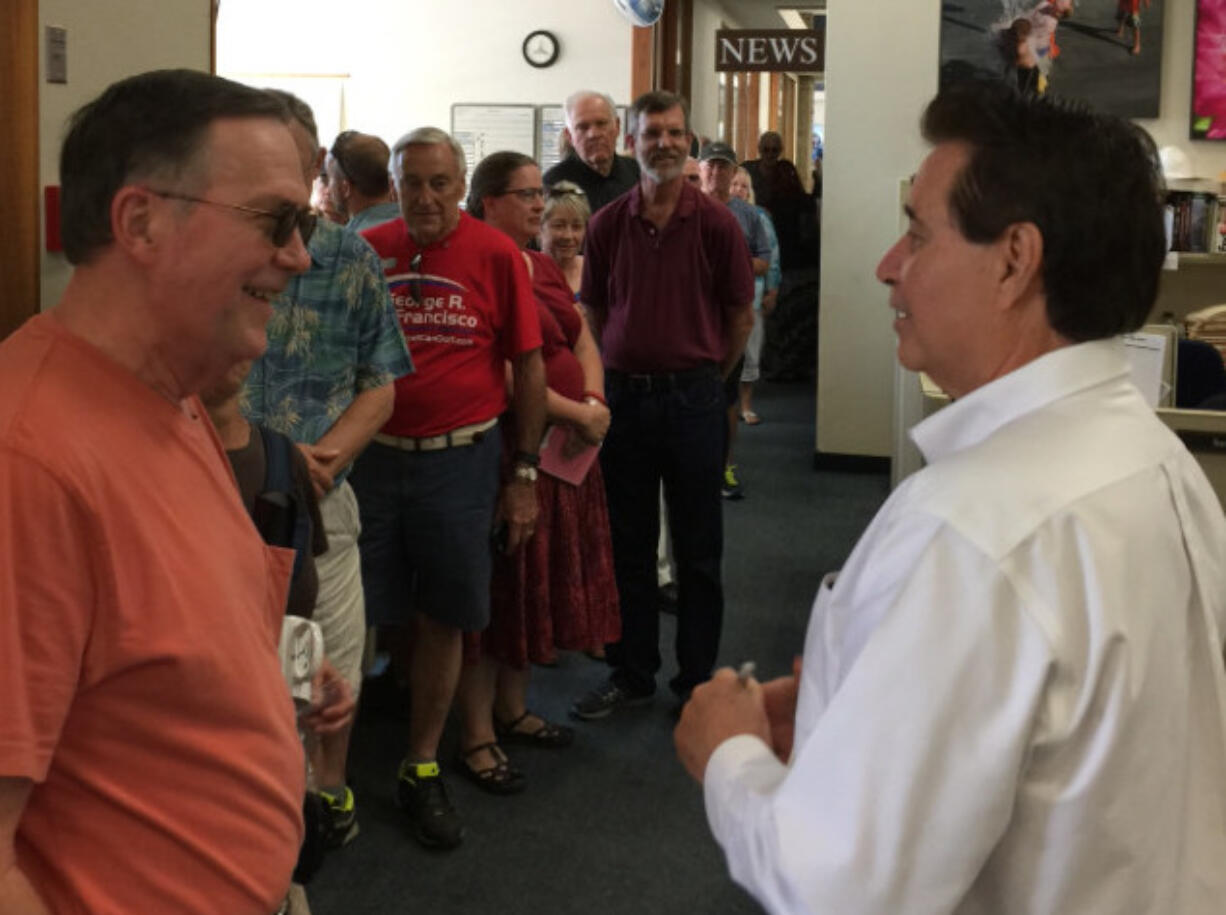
[1164,252,1226,269]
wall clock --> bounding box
[523,30,560,68]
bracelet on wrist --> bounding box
[582,390,607,406]
[512,450,540,468]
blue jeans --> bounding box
[601,366,726,696]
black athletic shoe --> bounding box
[396,760,464,850]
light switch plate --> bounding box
[46,26,67,84]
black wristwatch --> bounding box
[512,450,540,468]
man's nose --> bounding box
[276,229,312,273]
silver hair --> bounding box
[563,90,618,127]
[391,126,468,181]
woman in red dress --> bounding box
[453,151,620,793]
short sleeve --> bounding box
[499,247,544,359]
[346,233,413,391]
[0,450,96,781]
[579,210,611,317]
[749,210,772,261]
[712,210,755,313]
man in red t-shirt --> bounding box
[354,127,545,850]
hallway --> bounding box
[309,378,890,914]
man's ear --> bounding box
[311,146,326,182]
[110,186,162,263]
[998,221,1044,308]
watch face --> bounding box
[523,30,559,68]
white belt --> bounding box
[372,417,498,452]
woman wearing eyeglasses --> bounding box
[452,151,619,793]
[539,180,590,299]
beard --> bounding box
[638,149,685,183]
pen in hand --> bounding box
[737,661,756,686]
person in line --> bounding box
[697,142,772,501]
[675,81,1226,915]
[730,166,782,426]
[454,151,620,793]
[543,90,640,214]
[244,91,413,849]
[203,356,355,904]
[741,131,810,270]
[353,126,546,850]
[325,130,402,232]
[682,155,702,187]
[0,68,315,913]
[572,90,754,720]
[539,180,589,298]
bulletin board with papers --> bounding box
[451,104,537,179]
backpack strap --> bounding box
[257,426,311,584]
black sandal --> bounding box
[494,710,574,749]
[456,742,525,795]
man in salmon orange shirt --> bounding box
[0,70,330,914]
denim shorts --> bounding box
[348,427,501,631]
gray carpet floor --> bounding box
[306,379,889,914]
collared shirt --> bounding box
[543,152,640,214]
[726,196,772,262]
[245,218,413,484]
[581,182,754,373]
[346,201,401,234]
[704,339,1226,914]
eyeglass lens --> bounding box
[272,203,317,247]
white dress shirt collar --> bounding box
[910,338,1130,465]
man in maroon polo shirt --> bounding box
[571,90,755,720]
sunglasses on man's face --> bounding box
[148,189,317,247]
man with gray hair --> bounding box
[324,130,401,233]
[543,90,640,213]
[352,126,546,850]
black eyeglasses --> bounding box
[148,189,316,247]
[409,252,424,304]
[498,187,545,202]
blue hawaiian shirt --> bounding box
[244,218,413,484]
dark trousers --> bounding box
[601,366,726,697]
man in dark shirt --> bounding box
[543,90,640,213]
[571,90,755,720]
[742,130,811,268]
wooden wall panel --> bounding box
[0,0,40,339]
[632,26,654,101]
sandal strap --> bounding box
[460,741,501,761]
[497,710,534,734]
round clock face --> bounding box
[523,30,560,68]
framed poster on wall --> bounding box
[1193,0,1226,139]
[939,0,1165,119]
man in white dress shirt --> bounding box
[675,81,1226,914]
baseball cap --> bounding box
[698,141,737,165]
